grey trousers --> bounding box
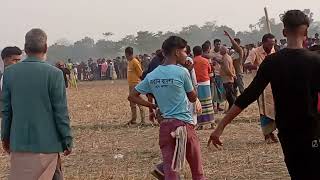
[234,74,245,94]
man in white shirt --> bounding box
[0,47,22,89]
[0,47,22,120]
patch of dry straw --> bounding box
[0,77,289,179]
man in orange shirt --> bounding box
[193,46,215,128]
[125,47,145,125]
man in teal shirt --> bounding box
[1,28,73,179]
[129,36,206,179]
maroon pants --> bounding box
[159,119,206,180]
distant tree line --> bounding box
[47,9,320,63]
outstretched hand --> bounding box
[224,30,230,37]
[184,60,194,71]
[2,140,10,154]
[208,105,241,149]
[149,111,156,123]
[195,98,202,114]
[207,127,224,149]
[63,148,72,156]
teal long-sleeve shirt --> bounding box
[1,57,73,153]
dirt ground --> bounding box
[0,77,290,180]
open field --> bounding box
[0,77,290,180]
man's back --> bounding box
[193,56,211,83]
[2,57,72,153]
[267,49,320,134]
[127,58,143,85]
[220,54,235,83]
[238,49,320,137]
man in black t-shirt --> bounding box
[208,10,320,180]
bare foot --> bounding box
[264,133,278,144]
[269,132,279,143]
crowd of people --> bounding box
[128,10,320,180]
[54,54,155,83]
[53,32,320,91]
[1,9,320,180]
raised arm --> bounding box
[224,31,244,60]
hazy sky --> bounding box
[1,0,319,49]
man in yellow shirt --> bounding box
[125,47,145,125]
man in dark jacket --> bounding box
[1,28,73,179]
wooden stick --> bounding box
[264,7,272,33]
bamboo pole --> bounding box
[264,7,272,33]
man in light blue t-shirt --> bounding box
[136,65,194,123]
[129,36,206,180]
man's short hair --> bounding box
[262,33,275,43]
[281,10,310,30]
[1,46,22,60]
[213,39,221,44]
[202,42,211,52]
[125,47,133,56]
[162,36,187,56]
[193,46,203,56]
[204,40,211,46]
[186,45,191,55]
[25,28,47,54]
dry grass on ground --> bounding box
[0,77,290,180]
